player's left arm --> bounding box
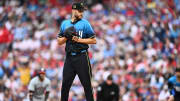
[73,37,96,44]
[72,21,96,44]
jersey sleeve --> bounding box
[58,20,65,38]
[168,76,175,95]
[28,79,35,91]
[168,76,176,84]
[46,79,51,92]
[85,21,95,38]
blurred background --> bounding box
[0,0,180,101]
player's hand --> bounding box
[72,36,79,42]
[64,26,77,40]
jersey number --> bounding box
[78,31,83,38]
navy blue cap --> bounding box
[72,2,86,11]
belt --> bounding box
[70,50,87,56]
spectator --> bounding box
[97,74,119,101]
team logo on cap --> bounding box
[73,5,76,8]
[80,3,83,6]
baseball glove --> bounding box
[64,26,78,40]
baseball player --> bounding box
[168,68,180,101]
[57,2,96,101]
[28,68,51,101]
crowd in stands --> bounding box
[0,0,179,100]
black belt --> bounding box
[68,50,87,56]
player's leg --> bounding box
[61,57,76,101]
[74,52,94,101]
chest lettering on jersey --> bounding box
[78,31,83,38]
[35,84,46,95]
[36,87,45,95]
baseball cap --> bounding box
[38,68,46,74]
[72,2,87,11]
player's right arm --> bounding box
[168,76,175,101]
[57,21,67,45]
[29,90,34,101]
[57,37,67,45]
[28,78,35,101]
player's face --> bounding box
[39,73,45,80]
[73,9,84,19]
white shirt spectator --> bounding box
[159,85,170,101]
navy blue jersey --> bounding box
[168,76,180,99]
[58,19,95,53]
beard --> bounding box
[71,11,82,24]
[75,14,81,20]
